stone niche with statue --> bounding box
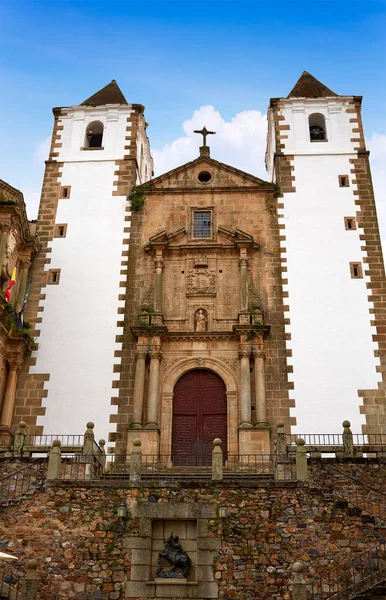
[126,501,220,600]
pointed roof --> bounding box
[287,71,338,98]
[81,80,128,106]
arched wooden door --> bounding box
[172,370,227,466]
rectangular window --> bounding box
[339,175,350,188]
[60,186,71,199]
[48,269,61,285]
[350,262,363,279]
[193,211,211,238]
[54,224,67,238]
[344,217,356,230]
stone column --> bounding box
[132,347,147,426]
[21,559,39,600]
[16,259,30,313]
[0,228,8,274]
[253,348,267,423]
[239,346,252,427]
[239,253,248,312]
[146,348,162,427]
[0,358,21,427]
[154,254,164,313]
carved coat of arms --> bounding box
[186,269,216,295]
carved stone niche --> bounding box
[126,502,220,600]
[194,308,208,332]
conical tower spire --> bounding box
[81,80,128,106]
[287,71,338,98]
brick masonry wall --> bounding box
[351,146,386,434]
[0,461,385,599]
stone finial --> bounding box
[22,559,39,600]
[130,439,142,484]
[292,562,306,600]
[83,421,95,455]
[47,440,62,481]
[212,438,223,481]
[99,439,106,450]
[13,421,27,457]
[342,419,354,456]
[295,438,308,482]
[276,421,287,455]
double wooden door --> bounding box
[172,370,227,466]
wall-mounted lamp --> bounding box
[219,505,228,518]
[117,502,128,533]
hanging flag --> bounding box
[16,282,31,328]
[4,267,16,304]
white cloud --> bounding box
[152,105,268,179]
[153,106,386,262]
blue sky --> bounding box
[0,0,386,221]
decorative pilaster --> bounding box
[1,357,22,427]
[154,253,164,314]
[16,259,30,313]
[239,251,248,312]
[0,227,9,275]
[239,346,252,427]
[132,347,147,426]
[253,348,267,423]
[146,348,162,427]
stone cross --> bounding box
[193,126,216,147]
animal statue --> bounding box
[156,533,192,578]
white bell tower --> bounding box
[266,72,386,434]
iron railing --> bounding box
[24,434,84,449]
[286,432,386,448]
[0,461,47,504]
[308,541,386,599]
[60,455,104,481]
[0,563,22,599]
[320,464,386,521]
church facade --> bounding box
[1,72,385,456]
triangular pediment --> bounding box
[145,226,259,251]
[138,156,273,191]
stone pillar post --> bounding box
[212,438,223,481]
[239,252,248,312]
[0,358,21,427]
[130,438,142,483]
[132,347,147,426]
[16,259,30,313]
[154,254,164,314]
[292,562,306,600]
[21,559,39,600]
[253,348,267,423]
[146,348,162,427]
[342,420,354,456]
[276,422,287,455]
[47,440,61,480]
[82,421,95,454]
[239,346,252,427]
[98,439,106,471]
[296,439,308,481]
[0,228,8,275]
[13,421,26,457]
